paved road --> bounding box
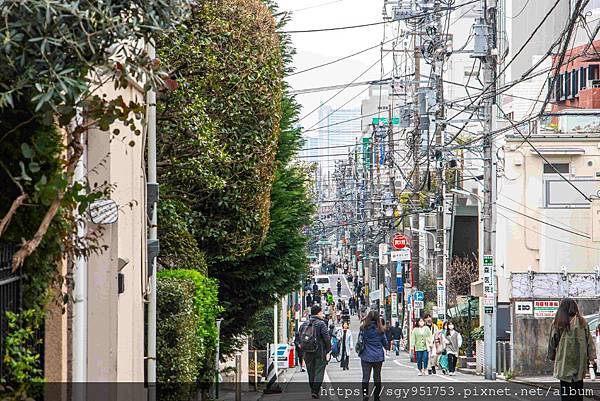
[261,275,539,401]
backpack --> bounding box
[300,321,319,353]
[355,329,365,355]
[331,336,340,357]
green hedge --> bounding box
[157,269,221,392]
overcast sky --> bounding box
[276,0,388,130]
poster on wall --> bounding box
[533,300,559,318]
[515,301,533,315]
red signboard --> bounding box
[391,233,407,250]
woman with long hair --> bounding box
[547,298,597,401]
[443,321,462,376]
[358,310,388,401]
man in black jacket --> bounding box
[299,304,331,399]
[389,321,403,356]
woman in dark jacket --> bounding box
[358,310,388,401]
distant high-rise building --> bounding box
[300,105,361,171]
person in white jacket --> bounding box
[337,321,354,370]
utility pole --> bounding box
[411,33,421,296]
[433,0,447,320]
[474,0,498,381]
[388,91,398,326]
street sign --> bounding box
[436,280,445,316]
[391,293,398,316]
[378,243,389,265]
[414,291,424,301]
[534,300,559,318]
[391,233,408,250]
[484,293,495,307]
[483,255,493,266]
[515,301,533,315]
[484,306,494,314]
[396,276,403,292]
[414,300,424,309]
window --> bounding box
[543,163,569,174]
[572,70,579,96]
[589,64,599,81]
[545,179,595,208]
[580,67,587,89]
[557,75,563,99]
[565,71,571,98]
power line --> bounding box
[289,38,398,77]
[298,52,390,123]
[497,203,591,239]
[498,212,600,250]
[280,1,479,34]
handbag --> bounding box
[355,329,365,355]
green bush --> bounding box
[157,269,221,392]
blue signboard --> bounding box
[396,277,403,292]
[414,291,424,301]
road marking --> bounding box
[323,370,340,401]
[392,359,461,382]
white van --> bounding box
[314,275,331,292]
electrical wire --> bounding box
[281,0,479,34]
[498,212,600,250]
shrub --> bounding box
[157,269,221,391]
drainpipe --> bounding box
[146,40,158,401]
[73,129,87,397]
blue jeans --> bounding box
[393,340,400,355]
[416,350,429,370]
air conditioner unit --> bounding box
[424,213,436,230]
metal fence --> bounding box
[0,243,22,379]
[496,340,511,375]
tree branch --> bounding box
[11,134,84,272]
[0,193,28,238]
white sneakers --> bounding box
[417,371,423,376]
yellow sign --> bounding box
[437,320,443,330]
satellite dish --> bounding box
[88,199,119,225]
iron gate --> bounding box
[0,243,22,379]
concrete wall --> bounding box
[85,79,148,394]
[496,136,600,303]
[511,298,600,376]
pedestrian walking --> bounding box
[385,321,391,357]
[424,314,439,374]
[300,304,331,399]
[443,321,462,376]
[358,310,388,401]
[436,322,449,374]
[326,290,334,306]
[312,281,319,295]
[547,298,597,401]
[305,291,313,308]
[336,277,342,297]
[294,323,306,372]
[410,317,433,376]
[349,297,356,315]
[389,321,403,356]
[337,320,353,370]
[314,291,322,305]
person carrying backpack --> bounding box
[299,304,331,399]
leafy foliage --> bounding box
[214,49,315,354]
[1,309,44,383]
[0,0,186,383]
[157,270,221,390]
[157,0,283,260]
